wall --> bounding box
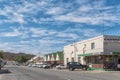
[104,35,120,53]
[64,35,104,65]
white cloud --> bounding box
[30,28,57,37]
[52,0,120,26]
[0,28,22,37]
[39,39,65,44]
[57,32,80,39]
[46,7,64,15]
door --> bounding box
[118,59,120,64]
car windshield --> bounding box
[72,62,81,65]
[60,64,64,66]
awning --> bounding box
[112,52,120,55]
[78,52,120,57]
[78,53,93,56]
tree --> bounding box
[0,51,3,70]
[15,55,30,63]
[0,50,4,58]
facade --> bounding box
[44,52,64,64]
[64,35,120,70]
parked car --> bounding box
[0,58,6,68]
[42,64,50,69]
[56,64,66,69]
[28,63,33,67]
[37,64,43,68]
[67,62,88,71]
[31,63,37,67]
[50,63,59,68]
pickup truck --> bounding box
[67,62,88,71]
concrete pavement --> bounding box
[0,65,120,80]
[0,75,3,80]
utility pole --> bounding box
[102,13,105,35]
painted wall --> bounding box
[64,35,104,65]
[104,35,120,53]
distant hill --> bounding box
[3,52,35,61]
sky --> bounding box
[0,0,120,55]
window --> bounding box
[91,42,95,49]
[84,44,86,48]
[66,58,69,63]
[71,57,74,62]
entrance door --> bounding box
[118,59,120,64]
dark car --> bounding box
[67,62,88,71]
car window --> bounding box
[74,62,81,65]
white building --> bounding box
[28,55,44,64]
[64,35,120,70]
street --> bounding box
[0,64,120,80]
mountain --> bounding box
[3,52,35,61]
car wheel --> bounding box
[82,67,87,70]
[69,68,74,71]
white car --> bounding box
[31,63,37,67]
[42,64,50,69]
[56,64,66,69]
[37,64,43,68]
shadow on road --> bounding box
[0,69,11,74]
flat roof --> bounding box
[64,35,120,48]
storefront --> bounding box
[78,52,120,70]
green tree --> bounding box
[0,50,4,58]
[0,50,4,70]
[15,55,30,63]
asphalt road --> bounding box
[0,65,120,80]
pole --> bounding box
[73,40,77,62]
[102,13,104,35]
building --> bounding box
[64,35,120,70]
[44,52,64,64]
[28,55,44,64]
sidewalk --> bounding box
[0,74,3,80]
[48,68,107,73]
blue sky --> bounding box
[0,0,120,55]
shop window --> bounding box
[66,58,69,63]
[105,57,113,63]
[71,57,74,62]
[94,56,102,64]
[91,42,95,49]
